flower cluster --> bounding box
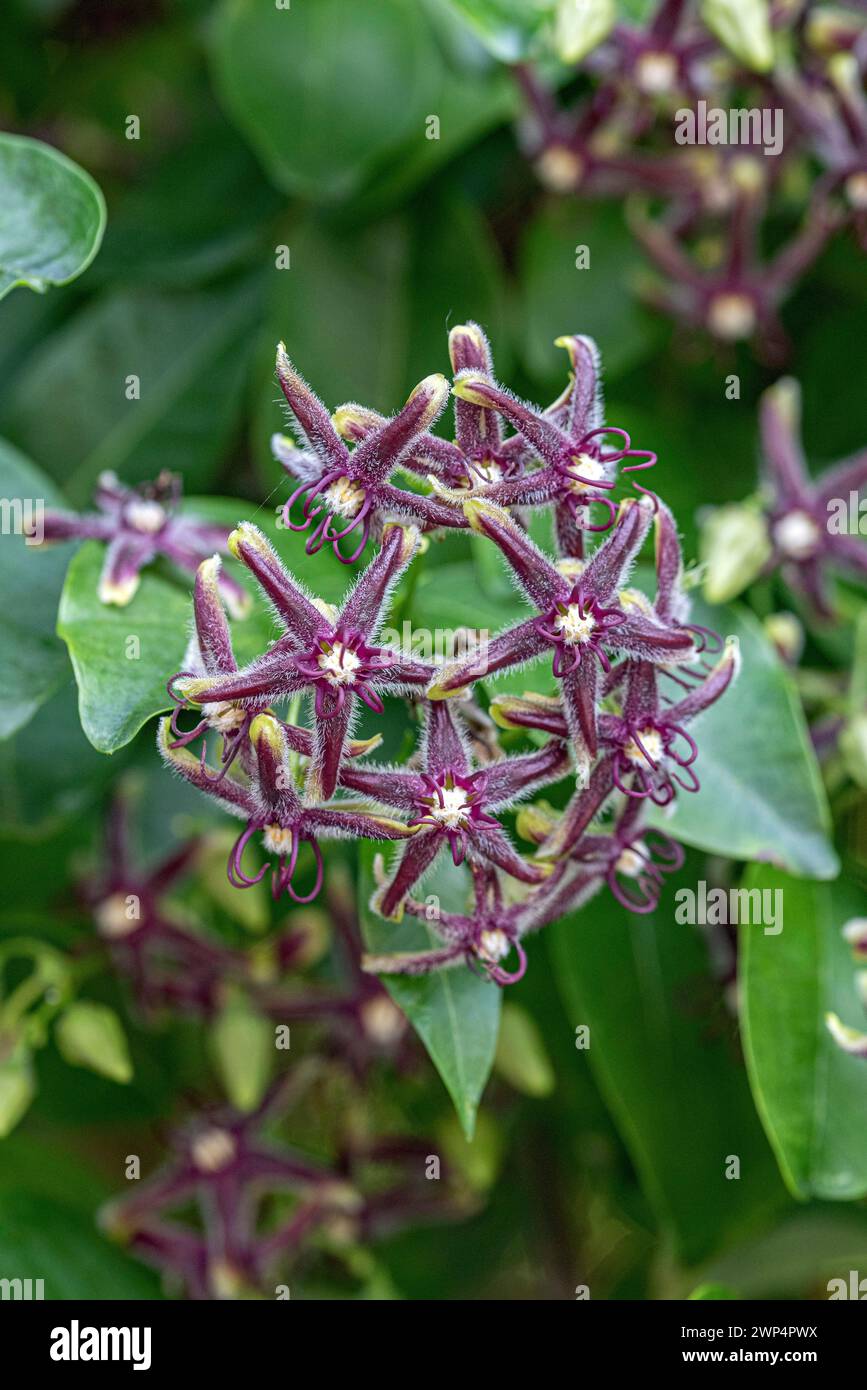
[513,0,866,358]
[162,323,737,985]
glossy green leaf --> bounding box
[648,599,838,881]
[740,868,867,1201]
[0,441,72,738]
[549,859,787,1262]
[210,991,273,1113]
[519,200,662,383]
[211,0,439,202]
[0,279,263,505]
[0,1192,160,1299]
[55,501,287,754]
[358,843,500,1139]
[57,543,192,755]
[0,133,105,301]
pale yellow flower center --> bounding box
[125,499,167,534]
[95,892,139,941]
[263,824,294,855]
[773,509,821,560]
[706,293,757,341]
[318,642,361,685]
[635,50,678,95]
[623,728,664,766]
[555,604,596,645]
[325,476,366,518]
[428,785,471,829]
[477,929,511,963]
[192,1127,236,1174]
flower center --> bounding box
[125,498,167,534]
[95,892,140,940]
[477,929,511,964]
[535,144,584,192]
[635,50,678,95]
[361,995,406,1044]
[569,453,606,487]
[615,844,647,878]
[192,1127,237,1174]
[203,701,246,734]
[318,641,361,686]
[623,727,665,766]
[263,824,294,855]
[845,171,867,210]
[773,509,821,560]
[325,476,366,518]
[554,604,597,645]
[428,784,472,829]
[706,293,757,341]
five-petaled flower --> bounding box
[37,469,248,614]
[759,376,867,616]
[158,713,412,902]
[172,520,432,799]
[272,344,463,562]
[340,701,568,921]
[428,494,695,760]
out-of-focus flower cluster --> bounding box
[160,322,738,987]
[513,0,867,359]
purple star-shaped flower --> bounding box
[158,712,412,903]
[37,469,248,615]
[342,701,567,921]
[173,520,432,799]
[271,344,464,562]
[759,376,867,616]
[429,495,695,759]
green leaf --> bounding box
[0,1192,160,1299]
[0,279,263,505]
[689,1282,739,1300]
[519,201,661,382]
[549,859,786,1263]
[55,1001,133,1084]
[648,598,838,880]
[358,843,500,1139]
[55,501,287,754]
[740,869,867,1201]
[211,0,439,203]
[0,682,118,836]
[257,194,507,453]
[0,133,105,301]
[0,440,72,738]
[446,0,555,61]
[57,543,191,755]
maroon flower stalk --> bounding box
[271,345,464,561]
[158,713,412,903]
[174,521,432,799]
[758,376,867,616]
[36,469,248,615]
[429,495,694,759]
[340,701,568,921]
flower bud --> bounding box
[700,503,771,603]
[210,990,272,1113]
[554,0,616,65]
[55,1002,133,1084]
[699,0,774,73]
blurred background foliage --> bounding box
[0,0,866,1300]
